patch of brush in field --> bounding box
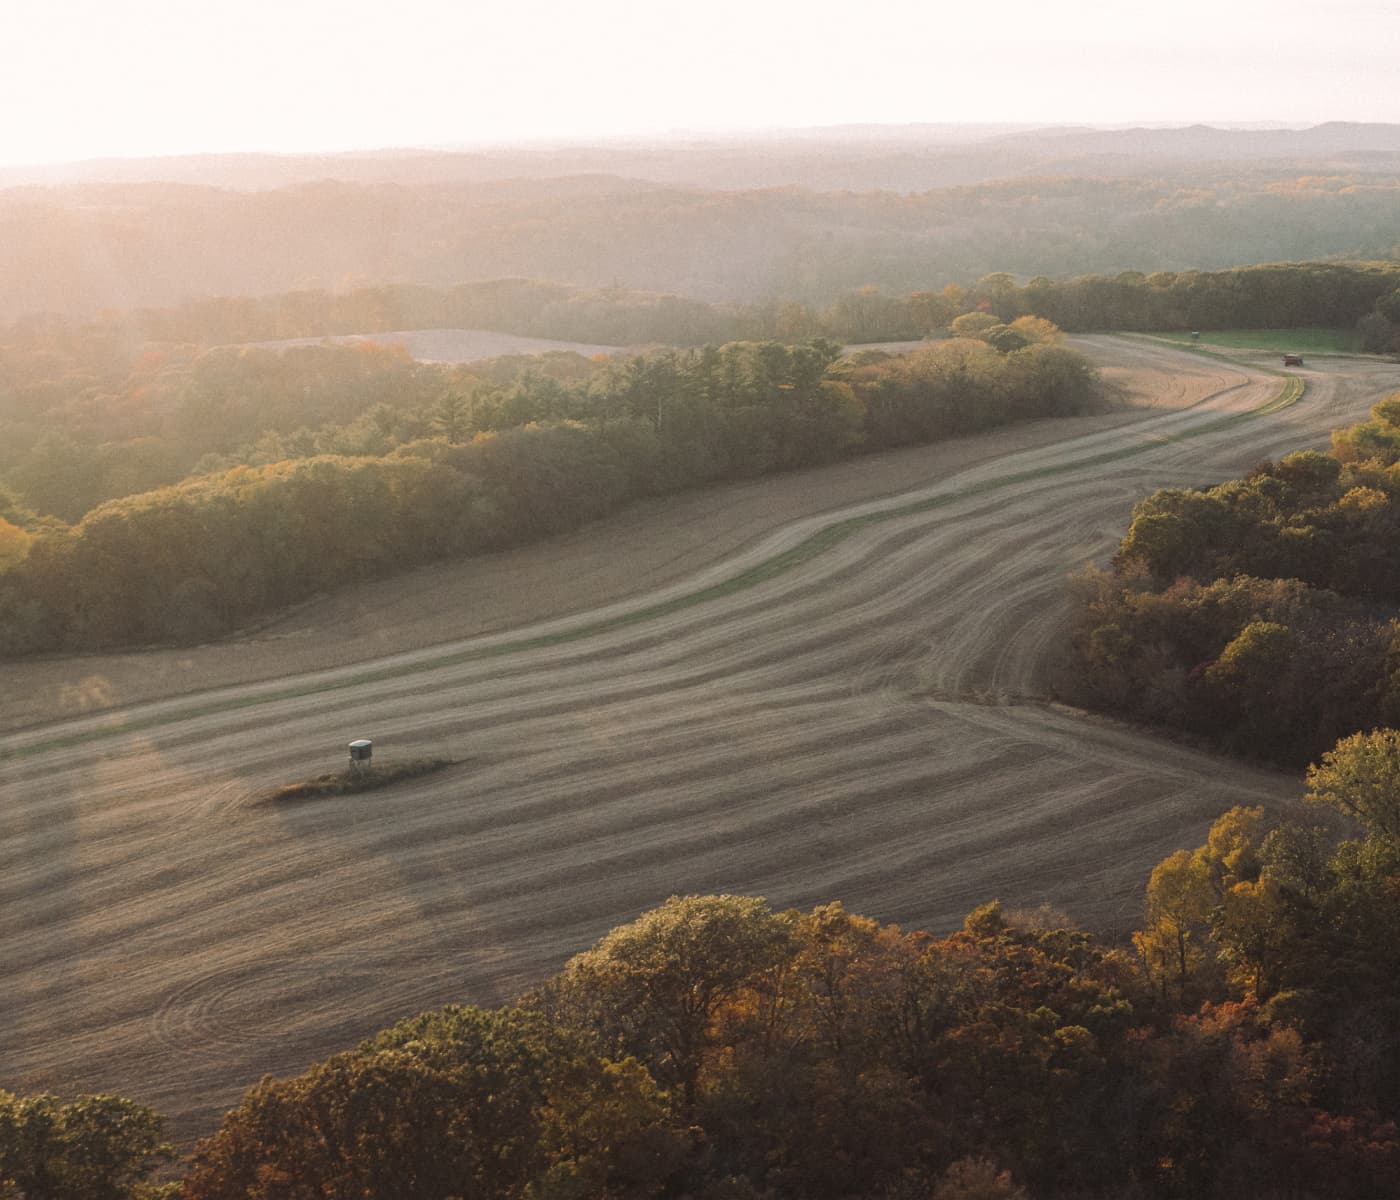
[262,758,454,804]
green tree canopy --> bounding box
[0,1091,175,1200]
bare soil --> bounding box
[5,338,1398,1147]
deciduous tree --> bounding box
[0,1091,175,1200]
[1306,728,1400,840]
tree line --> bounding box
[0,294,1077,524]
[7,261,1398,526]
[9,739,1400,1198]
[0,332,1100,656]
[980,262,1400,348]
[1066,393,1400,766]
[9,260,1399,362]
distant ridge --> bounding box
[4,123,1399,321]
[5,123,1400,192]
[991,121,1400,159]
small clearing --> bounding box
[247,327,626,362]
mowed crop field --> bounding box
[4,338,1400,1145]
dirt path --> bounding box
[4,339,1399,1146]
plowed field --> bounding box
[5,337,1399,1142]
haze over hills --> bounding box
[5,122,1400,192]
[3,121,1399,324]
[4,164,1400,321]
[988,120,1400,159]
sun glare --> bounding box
[2,0,1396,166]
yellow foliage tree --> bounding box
[1134,806,1267,1002]
[0,518,32,571]
[1306,728,1400,840]
[1214,877,1291,999]
[1134,849,1216,1001]
[1008,315,1063,345]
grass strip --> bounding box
[1123,332,1307,372]
[4,364,1306,761]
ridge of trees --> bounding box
[5,260,1397,527]
[13,746,1400,1200]
[0,332,1099,658]
[1066,393,1400,766]
[6,260,1397,359]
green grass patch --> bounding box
[1149,328,1355,354]
[260,757,454,804]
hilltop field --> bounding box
[8,335,1400,1144]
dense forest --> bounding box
[0,325,1100,656]
[7,751,1400,1198]
[1066,393,1400,766]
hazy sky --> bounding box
[3,0,1397,166]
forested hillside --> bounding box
[5,260,1395,533]
[10,750,1400,1200]
[5,167,1400,320]
[0,328,1100,656]
[1068,394,1400,765]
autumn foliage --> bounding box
[9,825,1400,1200]
[0,335,1100,657]
[160,860,1396,1200]
[1067,395,1400,765]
